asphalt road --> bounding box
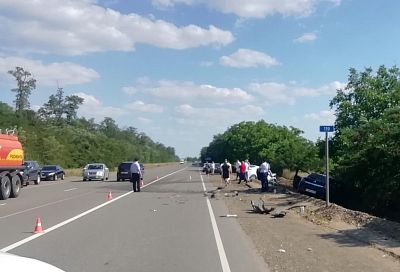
[0,164,269,272]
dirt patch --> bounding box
[206,174,400,272]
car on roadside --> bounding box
[117,162,144,181]
[297,173,334,199]
[82,163,109,181]
[40,165,65,181]
[23,160,41,185]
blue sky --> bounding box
[0,0,399,158]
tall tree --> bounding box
[64,95,84,122]
[8,67,36,112]
[330,65,400,219]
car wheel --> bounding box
[10,175,22,198]
[34,174,41,185]
[61,173,65,180]
[83,178,86,181]
[0,175,11,200]
[53,174,57,181]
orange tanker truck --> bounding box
[0,132,25,200]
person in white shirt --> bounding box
[235,160,241,180]
[259,159,270,192]
[244,159,250,183]
[211,161,215,175]
[130,158,142,192]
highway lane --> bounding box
[1,165,269,272]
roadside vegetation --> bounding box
[1,67,179,169]
[201,65,400,221]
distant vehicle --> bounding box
[297,173,333,199]
[82,163,109,181]
[117,162,144,181]
[214,163,221,174]
[180,159,185,164]
[40,165,65,181]
[1,252,65,271]
[23,160,41,185]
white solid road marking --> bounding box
[0,167,186,253]
[64,188,77,192]
[200,173,231,272]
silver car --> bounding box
[82,163,109,181]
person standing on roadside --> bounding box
[244,159,250,183]
[221,159,232,186]
[235,159,241,180]
[211,161,215,175]
[130,158,142,192]
[238,160,246,184]
[259,158,270,192]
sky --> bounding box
[0,0,399,158]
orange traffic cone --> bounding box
[33,217,44,234]
[107,191,113,200]
[140,179,144,187]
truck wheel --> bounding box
[34,174,41,185]
[0,175,11,200]
[10,175,22,198]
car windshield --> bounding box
[119,163,132,171]
[42,166,56,171]
[87,164,103,170]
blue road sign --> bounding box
[319,125,335,132]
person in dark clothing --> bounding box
[130,158,142,192]
[221,159,232,186]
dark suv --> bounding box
[117,162,144,181]
[23,160,41,185]
[298,173,335,199]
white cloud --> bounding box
[220,48,280,68]
[0,57,99,86]
[152,0,341,18]
[249,81,345,105]
[174,103,264,126]
[125,80,253,103]
[294,32,317,43]
[75,92,126,120]
[125,101,164,113]
[304,110,336,124]
[122,86,139,95]
[0,0,234,55]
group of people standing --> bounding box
[231,158,271,192]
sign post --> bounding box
[319,125,335,207]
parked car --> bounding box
[297,173,333,199]
[82,163,109,181]
[23,160,41,185]
[117,162,144,181]
[249,165,278,185]
[40,165,65,181]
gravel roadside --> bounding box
[205,173,400,272]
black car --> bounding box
[40,165,65,181]
[23,160,41,185]
[298,173,335,199]
[117,162,144,181]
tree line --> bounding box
[1,67,179,168]
[201,66,400,221]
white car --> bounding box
[1,252,65,271]
[82,163,109,181]
[247,164,277,185]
